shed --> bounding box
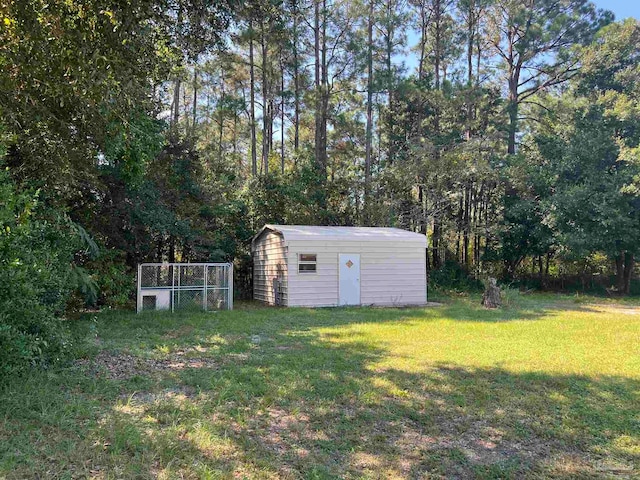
[251,224,427,307]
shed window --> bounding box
[298,254,317,273]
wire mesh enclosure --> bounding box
[137,263,233,313]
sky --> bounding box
[592,0,640,20]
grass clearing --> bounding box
[1,293,639,479]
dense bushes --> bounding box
[0,171,80,378]
[429,260,483,292]
[84,249,135,309]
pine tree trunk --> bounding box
[249,20,258,176]
[314,0,322,174]
[418,3,427,82]
[506,30,521,156]
[432,215,441,269]
[171,6,183,131]
[172,78,181,127]
[463,183,471,267]
[615,253,625,292]
[318,0,328,178]
[465,0,474,140]
[623,252,634,295]
[434,0,441,90]
[233,114,238,159]
[507,98,518,155]
[183,82,189,132]
[292,0,300,153]
[385,0,395,166]
[280,59,285,174]
[192,67,198,135]
[364,0,374,225]
[261,23,269,175]
[457,194,463,261]
[218,69,225,163]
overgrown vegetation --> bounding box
[0,170,76,377]
[0,296,638,478]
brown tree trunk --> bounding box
[433,0,441,90]
[261,23,270,175]
[545,253,550,276]
[318,0,328,178]
[507,97,518,155]
[249,19,258,176]
[218,69,225,163]
[506,27,521,156]
[476,19,481,86]
[169,236,176,263]
[538,255,543,279]
[463,183,471,267]
[616,253,625,292]
[418,1,427,82]
[456,194,463,261]
[364,0,374,225]
[292,0,300,152]
[430,0,446,268]
[465,0,474,141]
[192,67,198,135]
[385,0,395,166]
[172,78,181,127]
[171,7,183,131]
[313,0,325,176]
[432,216,441,269]
[623,252,634,295]
[233,114,238,159]
[182,82,189,132]
[280,58,285,174]
[418,185,427,235]
[482,278,501,308]
[466,0,474,86]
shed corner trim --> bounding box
[250,224,283,252]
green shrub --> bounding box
[499,285,523,307]
[0,170,78,378]
[85,249,135,308]
[429,260,483,292]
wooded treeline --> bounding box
[1,0,639,371]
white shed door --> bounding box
[339,253,360,306]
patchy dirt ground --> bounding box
[587,303,640,315]
[75,349,222,379]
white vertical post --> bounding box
[171,265,175,313]
[229,263,234,310]
[203,266,208,311]
[177,265,181,310]
[136,264,142,313]
[425,247,428,303]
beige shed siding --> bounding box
[286,240,426,307]
[253,231,288,305]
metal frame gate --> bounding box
[137,263,233,313]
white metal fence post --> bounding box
[229,263,234,310]
[177,265,181,309]
[203,266,208,311]
[171,265,175,313]
[136,264,142,313]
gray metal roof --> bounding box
[253,224,427,246]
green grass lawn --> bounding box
[1,293,639,479]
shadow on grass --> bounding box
[86,296,603,350]
[0,301,638,479]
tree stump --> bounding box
[482,277,502,308]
